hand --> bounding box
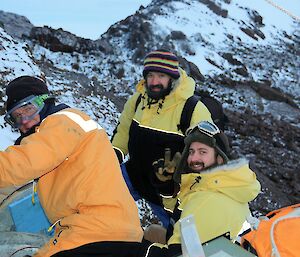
[144,224,167,244]
[152,148,182,182]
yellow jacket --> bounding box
[112,68,212,156]
[0,108,143,257]
[112,69,212,204]
[168,159,261,245]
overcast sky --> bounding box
[0,0,152,39]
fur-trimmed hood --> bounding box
[179,158,261,203]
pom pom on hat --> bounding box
[143,50,180,79]
[6,76,49,111]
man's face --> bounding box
[145,71,172,99]
[187,142,218,172]
[11,104,41,133]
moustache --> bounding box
[148,84,163,91]
[189,161,205,170]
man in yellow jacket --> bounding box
[142,121,261,256]
[112,50,212,227]
[0,76,143,257]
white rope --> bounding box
[264,0,300,22]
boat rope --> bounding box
[0,182,33,208]
[264,0,300,22]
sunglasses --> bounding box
[186,121,220,137]
[4,94,49,128]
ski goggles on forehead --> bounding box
[186,121,220,137]
[4,94,49,128]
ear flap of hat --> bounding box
[214,131,230,163]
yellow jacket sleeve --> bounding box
[112,93,141,156]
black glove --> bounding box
[152,148,182,182]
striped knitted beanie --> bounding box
[143,50,180,79]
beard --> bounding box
[146,80,173,100]
[188,159,219,173]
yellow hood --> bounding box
[136,68,196,103]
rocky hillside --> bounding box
[0,0,299,216]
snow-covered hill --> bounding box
[0,0,299,215]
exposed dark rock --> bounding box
[127,20,152,51]
[221,53,249,77]
[114,67,125,79]
[199,0,228,18]
[94,38,114,54]
[170,31,187,40]
[215,74,237,87]
[226,109,300,213]
[234,67,249,77]
[240,21,266,41]
[132,48,148,64]
[205,58,223,70]
[249,10,264,26]
[180,43,196,56]
[243,80,298,108]
[240,27,259,40]
[71,63,80,71]
[30,26,113,54]
[106,14,154,63]
[179,57,205,82]
[222,53,243,66]
[254,27,266,39]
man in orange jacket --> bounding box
[0,76,144,257]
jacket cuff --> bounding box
[113,147,124,164]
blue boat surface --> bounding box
[0,183,51,256]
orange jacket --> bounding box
[0,108,143,257]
